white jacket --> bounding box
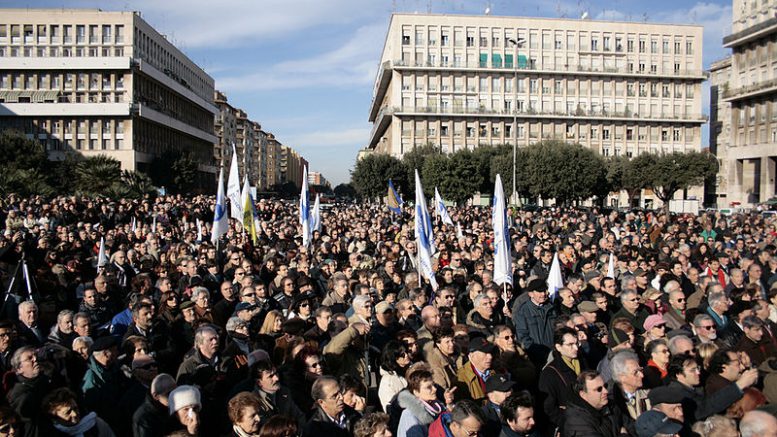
[378,368,407,412]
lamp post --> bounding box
[507,37,526,206]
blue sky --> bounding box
[14,0,733,185]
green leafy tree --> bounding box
[171,153,199,194]
[74,155,122,196]
[522,141,607,205]
[402,143,440,186]
[117,170,157,198]
[351,154,407,200]
[646,151,718,214]
[0,130,54,196]
[334,183,357,199]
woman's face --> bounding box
[273,317,283,333]
[415,379,437,402]
[51,401,79,426]
[396,350,411,368]
[305,355,323,377]
[236,406,261,434]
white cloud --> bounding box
[129,0,385,49]
[595,10,627,21]
[653,2,732,66]
[214,22,386,92]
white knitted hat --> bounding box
[168,385,201,415]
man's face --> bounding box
[623,294,640,312]
[468,350,493,372]
[0,327,14,352]
[16,349,40,379]
[240,288,257,304]
[135,307,153,330]
[560,290,574,307]
[334,280,348,297]
[669,292,686,311]
[580,376,609,410]
[94,278,107,293]
[436,290,456,308]
[722,352,743,381]
[74,317,90,337]
[20,305,37,327]
[621,360,644,390]
[257,369,280,394]
[679,360,701,387]
[656,402,684,423]
[529,289,548,305]
[199,330,219,358]
[316,312,332,331]
[556,334,579,360]
[509,407,535,434]
[221,283,234,300]
[477,297,493,318]
[745,325,764,343]
[357,301,373,319]
[58,314,74,334]
[318,381,345,417]
[495,330,516,352]
[450,415,483,437]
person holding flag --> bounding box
[241,176,258,244]
[387,179,403,215]
[211,166,228,244]
[492,175,512,288]
[227,143,242,220]
[434,187,454,226]
[414,170,438,293]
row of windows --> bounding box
[399,25,695,55]
[398,120,696,142]
[134,119,213,163]
[397,141,690,157]
[134,75,213,132]
[134,27,212,102]
[0,72,125,91]
[400,76,696,98]
[0,45,124,57]
[0,24,124,45]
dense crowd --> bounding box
[0,193,775,437]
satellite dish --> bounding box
[581,11,589,19]
[485,6,491,14]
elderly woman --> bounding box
[227,392,262,437]
[39,387,115,436]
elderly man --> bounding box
[247,359,306,428]
[176,325,221,387]
[740,410,777,437]
[416,305,441,353]
[303,376,360,436]
[608,350,650,435]
[663,289,688,331]
[8,346,53,433]
[82,336,129,429]
[692,314,718,345]
[133,373,177,437]
[348,294,373,325]
[16,301,44,347]
[735,316,777,366]
[322,273,350,314]
[467,293,499,336]
[492,325,536,390]
[514,279,557,365]
[457,337,496,402]
[612,289,650,334]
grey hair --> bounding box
[191,287,210,301]
[620,274,636,291]
[473,293,489,308]
[663,280,681,294]
[708,292,727,308]
[225,316,246,333]
[667,335,693,355]
[194,325,218,347]
[352,294,371,310]
[693,313,714,327]
[17,300,37,314]
[740,411,775,437]
[619,289,638,304]
[72,336,93,350]
[610,350,640,383]
[10,346,36,370]
[57,309,75,324]
[311,376,339,401]
[150,373,177,398]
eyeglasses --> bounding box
[501,335,515,340]
[676,298,686,303]
[308,361,322,368]
[589,385,606,392]
[242,293,256,298]
[300,302,310,307]
[699,325,716,331]
[454,424,481,437]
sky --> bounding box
[11,0,734,185]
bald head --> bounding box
[421,306,441,329]
[740,410,777,437]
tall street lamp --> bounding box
[507,37,525,206]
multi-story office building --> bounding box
[0,9,217,185]
[214,90,236,166]
[711,0,777,206]
[367,14,706,205]
[708,58,732,206]
[265,134,282,189]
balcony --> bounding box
[388,59,706,80]
[722,77,777,102]
[723,17,777,48]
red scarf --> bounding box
[648,359,668,378]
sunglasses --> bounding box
[242,293,256,298]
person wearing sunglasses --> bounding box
[561,371,618,437]
[664,289,689,331]
[427,399,485,437]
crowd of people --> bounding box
[0,193,774,437]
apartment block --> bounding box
[367,14,706,205]
[309,171,330,188]
[0,9,218,186]
[281,146,309,190]
[712,0,777,206]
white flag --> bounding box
[196,219,203,243]
[456,222,464,239]
[131,217,136,233]
[227,143,243,220]
[548,252,564,301]
[607,252,616,278]
[300,166,311,248]
[434,187,454,226]
[492,174,512,286]
[211,166,229,244]
[311,194,321,232]
[97,237,108,268]
[414,170,438,291]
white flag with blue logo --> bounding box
[211,166,229,244]
[434,187,454,226]
[492,174,512,286]
[311,194,321,232]
[414,170,438,290]
[300,166,311,248]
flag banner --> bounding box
[241,176,257,244]
[97,237,108,268]
[492,174,512,286]
[387,179,403,214]
[607,252,616,278]
[548,252,564,301]
[456,222,464,239]
[227,143,243,220]
[434,187,454,226]
[300,166,311,248]
[414,170,438,291]
[311,194,321,233]
[211,166,229,244]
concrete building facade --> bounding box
[0,9,218,185]
[367,14,706,206]
[711,0,777,206]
